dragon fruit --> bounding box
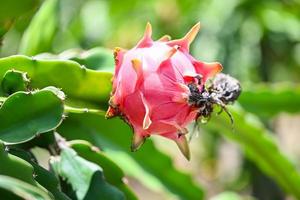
[106,22,222,160]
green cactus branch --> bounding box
[0,55,113,109]
[0,96,105,115]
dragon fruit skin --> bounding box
[106,23,222,160]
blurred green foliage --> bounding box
[0,0,300,199]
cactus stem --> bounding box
[64,105,105,115]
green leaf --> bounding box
[0,0,39,40]
[8,147,71,200]
[61,47,115,72]
[19,0,59,55]
[35,47,115,71]
[59,114,205,200]
[0,142,53,199]
[0,175,52,200]
[0,87,64,144]
[0,0,39,21]
[204,105,300,199]
[238,84,300,117]
[50,144,125,200]
[12,131,56,150]
[0,20,13,42]
[0,142,38,186]
[1,69,29,95]
[0,55,112,109]
[69,140,137,200]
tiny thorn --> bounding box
[131,133,146,152]
[175,135,190,160]
[122,177,129,184]
[91,146,100,152]
[4,146,9,151]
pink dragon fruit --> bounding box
[106,22,222,160]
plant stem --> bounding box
[64,105,105,116]
[0,96,105,116]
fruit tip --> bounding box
[166,22,201,51]
[137,22,153,48]
[184,22,201,45]
[145,22,152,38]
[175,135,191,161]
[131,133,145,151]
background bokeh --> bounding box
[1,0,300,199]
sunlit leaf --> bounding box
[60,47,114,72]
[50,144,125,200]
[19,0,59,55]
[70,140,137,200]
[35,47,115,71]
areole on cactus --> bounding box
[106,22,223,160]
